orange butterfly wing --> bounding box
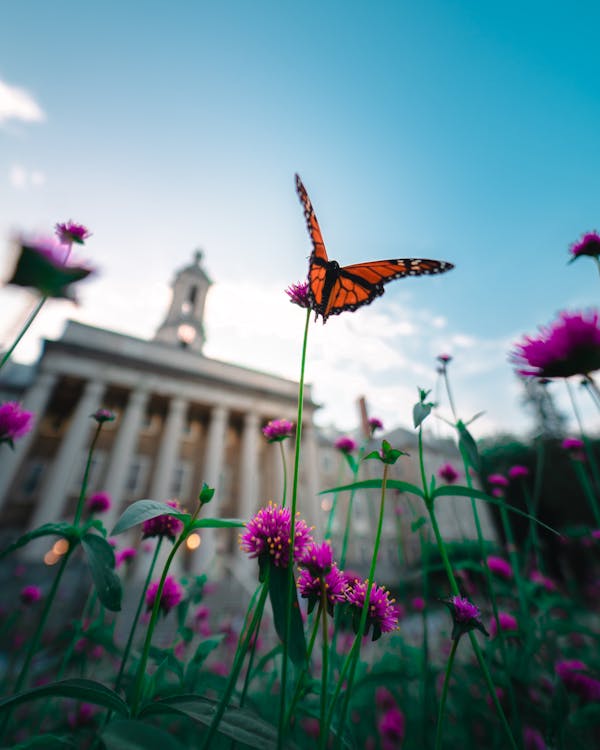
[295,174,454,322]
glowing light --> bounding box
[186,533,201,550]
[52,538,69,555]
[44,550,59,565]
[320,498,333,512]
[178,324,196,345]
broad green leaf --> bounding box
[457,422,481,474]
[0,678,129,716]
[13,735,74,749]
[101,719,185,750]
[190,517,246,529]
[413,401,432,428]
[7,243,92,299]
[80,533,122,611]
[268,564,307,666]
[0,522,78,559]
[111,499,190,536]
[140,695,289,750]
[431,485,560,534]
[320,478,425,499]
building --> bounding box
[0,251,321,581]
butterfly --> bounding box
[295,174,455,322]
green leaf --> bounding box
[411,517,427,532]
[101,720,186,750]
[320,478,425,499]
[413,401,432,428]
[268,564,307,666]
[140,695,288,750]
[7,243,92,299]
[111,499,190,536]
[80,533,122,611]
[457,422,481,474]
[190,517,246,529]
[0,522,78,559]
[569,703,600,727]
[13,735,74,749]
[0,678,129,716]
[431,485,560,534]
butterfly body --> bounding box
[295,174,454,322]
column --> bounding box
[301,421,322,534]
[193,405,228,573]
[0,370,58,511]
[25,380,106,560]
[149,397,188,501]
[239,412,260,521]
[101,388,150,534]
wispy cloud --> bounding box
[0,78,45,125]
[9,164,46,190]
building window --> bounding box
[140,413,160,435]
[22,460,46,496]
[170,462,192,499]
[126,455,150,496]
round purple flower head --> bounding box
[443,595,489,641]
[437,353,452,364]
[346,580,400,641]
[438,462,459,484]
[239,501,313,568]
[20,585,42,605]
[524,727,546,750]
[334,435,357,454]
[488,474,509,487]
[562,437,585,461]
[378,706,405,750]
[298,540,334,575]
[569,231,600,263]
[262,419,293,443]
[145,575,183,615]
[489,611,518,638]
[555,659,600,702]
[87,491,111,514]
[368,417,384,436]
[91,408,115,425]
[0,402,33,443]
[142,500,185,542]
[298,562,347,616]
[508,464,529,480]
[55,220,92,245]
[511,310,600,378]
[487,555,513,579]
[285,281,311,309]
[115,547,137,568]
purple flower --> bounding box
[443,595,489,640]
[569,231,600,262]
[489,611,518,638]
[19,585,42,605]
[142,500,185,542]
[524,727,546,750]
[145,575,183,615]
[334,435,357,454]
[437,353,452,364]
[87,491,111,514]
[487,474,509,487]
[411,596,425,612]
[285,281,311,309]
[91,408,115,425]
[378,706,405,750]
[368,417,384,435]
[486,556,513,580]
[262,419,293,443]
[530,569,556,591]
[297,540,334,575]
[346,580,400,640]
[438,462,459,484]
[511,310,600,378]
[298,563,347,615]
[562,437,584,450]
[0,402,33,444]
[555,659,600,702]
[239,502,313,568]
[115,547,137,568]
[508,464,529,480]
[55,220,92,246]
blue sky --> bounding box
[1,1,599,437]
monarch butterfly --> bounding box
[295,174,454,322]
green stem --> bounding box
[333,463,390,748]
[566,380,600,495]
[74,422,103,526]
[201,577,270,749]
[324,462,344,540]
[434,637,459,750]
[0,296,47,371]
[114,539,163,696]
[499,503,529,624]
[319,586,329,750]
[278,440,288,507]
[278,307,311,750]
[572,460,600,526]
[284,606,321,727]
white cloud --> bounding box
[9,164,46,190]
[0,78,45,124]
